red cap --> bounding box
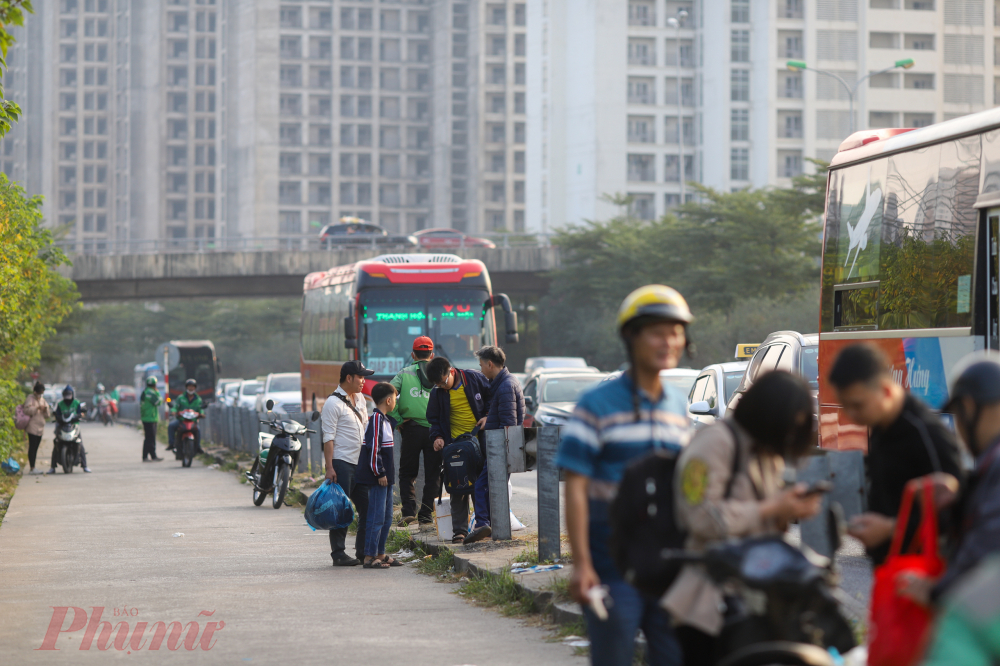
[413,336,434,351]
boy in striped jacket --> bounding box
[356,382,403,569]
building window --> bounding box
[778,111,803,138]
[731,69,750,101]
[731,30,750,63]
[628,39,655,66]
[280,211,302,234]
[779,151,802,178]
[903,112,934,127]
[629,193,655,221]
[628,116,655,143]
[628,77,655,104]
[732,0,750,23]
[778,71,802,98]
[627,154,655,182]
[731,109,749,141]
[279,181,301,205]
[628,1,655,26]
[730,148,749,181]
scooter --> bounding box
[53,404,86,474]
[245,399,319,509]
[174,408,201,468]
[664,535,856,666]
[99,397,117,426]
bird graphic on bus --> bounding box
[843,165,883,280]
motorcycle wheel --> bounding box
[182,438,194,468]
[272,464,289,509]
[60,446,72,474]
[716,642,834,666]
[251,461,266,506]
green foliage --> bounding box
[385,528,412,554]
[540,166,826,369]
[0,175,77,459]
[459,568,535,617]
[41,298,302,389]
[0,1,32,138]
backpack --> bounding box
[14,404,30,430]
[439,426,484,497]
[609,421,742,598]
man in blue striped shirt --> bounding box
[557,285,693,666]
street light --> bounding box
[667,10,688,205]
[786,58,915,133]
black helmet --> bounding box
[62,385,74,399]
[185,379,197,387]
[943,354,1000,413]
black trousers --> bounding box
[142,422,158,459]
[398,422,441,523]
[328,458,368,562]
[27,434,42,468]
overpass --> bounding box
[59,246,561,302]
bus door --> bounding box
[989,208,1000,349]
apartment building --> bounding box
[3,0,525,248]
[528,0,998,231]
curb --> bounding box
[410,534,585,630]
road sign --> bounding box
[156,342,180,371]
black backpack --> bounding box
[439,426,484,497]
[610,421,742,598]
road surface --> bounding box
[0,422,582,665]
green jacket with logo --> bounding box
[172,392,204,416]
[140,387,162,423]
[56,399,82,419]
[388,360,433,428]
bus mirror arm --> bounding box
[484,293,519,344]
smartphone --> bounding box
[801,480,833,496]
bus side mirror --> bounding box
[504,310,519,344]
[266,399,274,411]
[344,315,358,349]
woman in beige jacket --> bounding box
[23,382,51,474]
[663,371,822,666]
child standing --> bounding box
[355,382,403,569]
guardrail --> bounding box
[53,233,554,256]
[203,403,324,474]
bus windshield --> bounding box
[359,288,496,374]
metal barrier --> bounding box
[204,403,322,474]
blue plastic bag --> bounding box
[1,456,21,475]
[304,480,354,531]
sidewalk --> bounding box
[0,422,583,664]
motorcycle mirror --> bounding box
[80,402,87,409]
[266,399,274,411]
[311,410,320,422]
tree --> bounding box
[0,175,76,459]
[0,1,32,137]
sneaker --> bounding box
[463,525,491,545]
[47,468,57,475]
[82,467,92,473]
[397,516,417,528]
[150,456,163,462]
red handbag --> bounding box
[867,480,945,666]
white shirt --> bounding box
[321,386,369,464]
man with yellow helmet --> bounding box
[556,285,692,666]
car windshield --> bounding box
[225,384,239,396]
[662,374,697,395]
[801,346,819,390]
[542,377,603,403]
[359,287,496,374]
[724,371,745,402]
[269,376,300,392]
[241,382,262,395]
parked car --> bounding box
[216,377,241,400]
[234,380,263,409]
[686,361,750,429]
[511,372,527,388]
[523,356,589,375]
[43,385,62,410]
[318,217,417,247]
[223,382,241,406]
[412,228,496,249]
[523,372,608,427]
[255,372,302,416]
[724,331,819,418]
[114,385,137,403]
[659,368,699,398]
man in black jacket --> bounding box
[828,344,964,564]
[426,357,490,544]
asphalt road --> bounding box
[0,422,582,665]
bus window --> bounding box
[428,289,493,370]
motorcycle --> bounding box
[174,408,201,468]
[664,535,857,666]
[99,397,117,426]
[245,399,319,509]
[53,403,86,474]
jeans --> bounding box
[142,422,158,459]
[583,499,682,666]
[328,458,369,562]
[363,483,394,557]
[398,422,441,523]
[473,459,492,529]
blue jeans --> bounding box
[473,459,491,529]
[584,499,682,666]
[363,483,393,557]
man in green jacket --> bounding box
[389,336,438,528]
[169,378,205,454]
[140,376,163,462]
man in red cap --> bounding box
[388,336,439,529]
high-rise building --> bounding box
[529,0,999,231]
[4,0,526,249]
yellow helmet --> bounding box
[616,285,694,330]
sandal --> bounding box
[383,556,404,567]
[363,558,390,569]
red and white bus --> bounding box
[817,108,1000,450]
[299,253,519,411]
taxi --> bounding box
[686,343,756,429]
